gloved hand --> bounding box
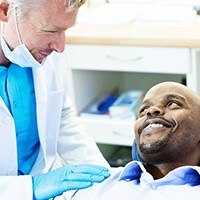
[32,164,110,200]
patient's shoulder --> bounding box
[59,167,124,200]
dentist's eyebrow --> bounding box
[41,24,68,31]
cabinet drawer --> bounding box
[80,117,135,146]
[66,44,190,74]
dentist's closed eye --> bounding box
[45,30,59,34]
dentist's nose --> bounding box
[49,31,66,53]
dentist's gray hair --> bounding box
[7,0,42,19]
[7,0,85,19]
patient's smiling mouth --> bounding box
[139,117,176,137]
[144,123,164,130]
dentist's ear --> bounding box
[0,0,9,22]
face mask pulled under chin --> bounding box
[1,36,46,68]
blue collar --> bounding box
[119,161,200,186]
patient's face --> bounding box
[134,82,200,164]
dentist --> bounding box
[0,0,109,199]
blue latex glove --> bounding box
[32,164,110,200]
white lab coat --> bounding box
[0,51,109,199]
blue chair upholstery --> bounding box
[132,140,144,162]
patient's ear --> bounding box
[0,0,9,22]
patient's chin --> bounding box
[139,139,168,154]
[139,130,170,153]
[139,137,170,163]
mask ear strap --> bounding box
[1,23,5,38]
[13,7,22,44]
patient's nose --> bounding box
[146,106,164,117]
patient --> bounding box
[57,82,200,200]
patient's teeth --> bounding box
[145,123,164,129]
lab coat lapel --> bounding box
[0,97,17,175]
[32,67,47,158]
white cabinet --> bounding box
[65,44,200,146]
[67,45,190,73]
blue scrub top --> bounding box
[0,63,40,175]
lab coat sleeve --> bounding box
[56,51,110,168]
[0,175,33,199]
[57,96,110,168]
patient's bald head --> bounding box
[146,82,200,105]
[134,82,200,166]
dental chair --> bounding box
[132,140,144,162]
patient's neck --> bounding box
[144,163,180,179]
[144,146,200,179]
[145,158,199,180]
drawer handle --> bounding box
[112,130,125,136]
[105,54,143,62]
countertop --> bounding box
[65,5,200,48]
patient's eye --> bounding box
[167,101,182,109]
[138,106,149,117]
